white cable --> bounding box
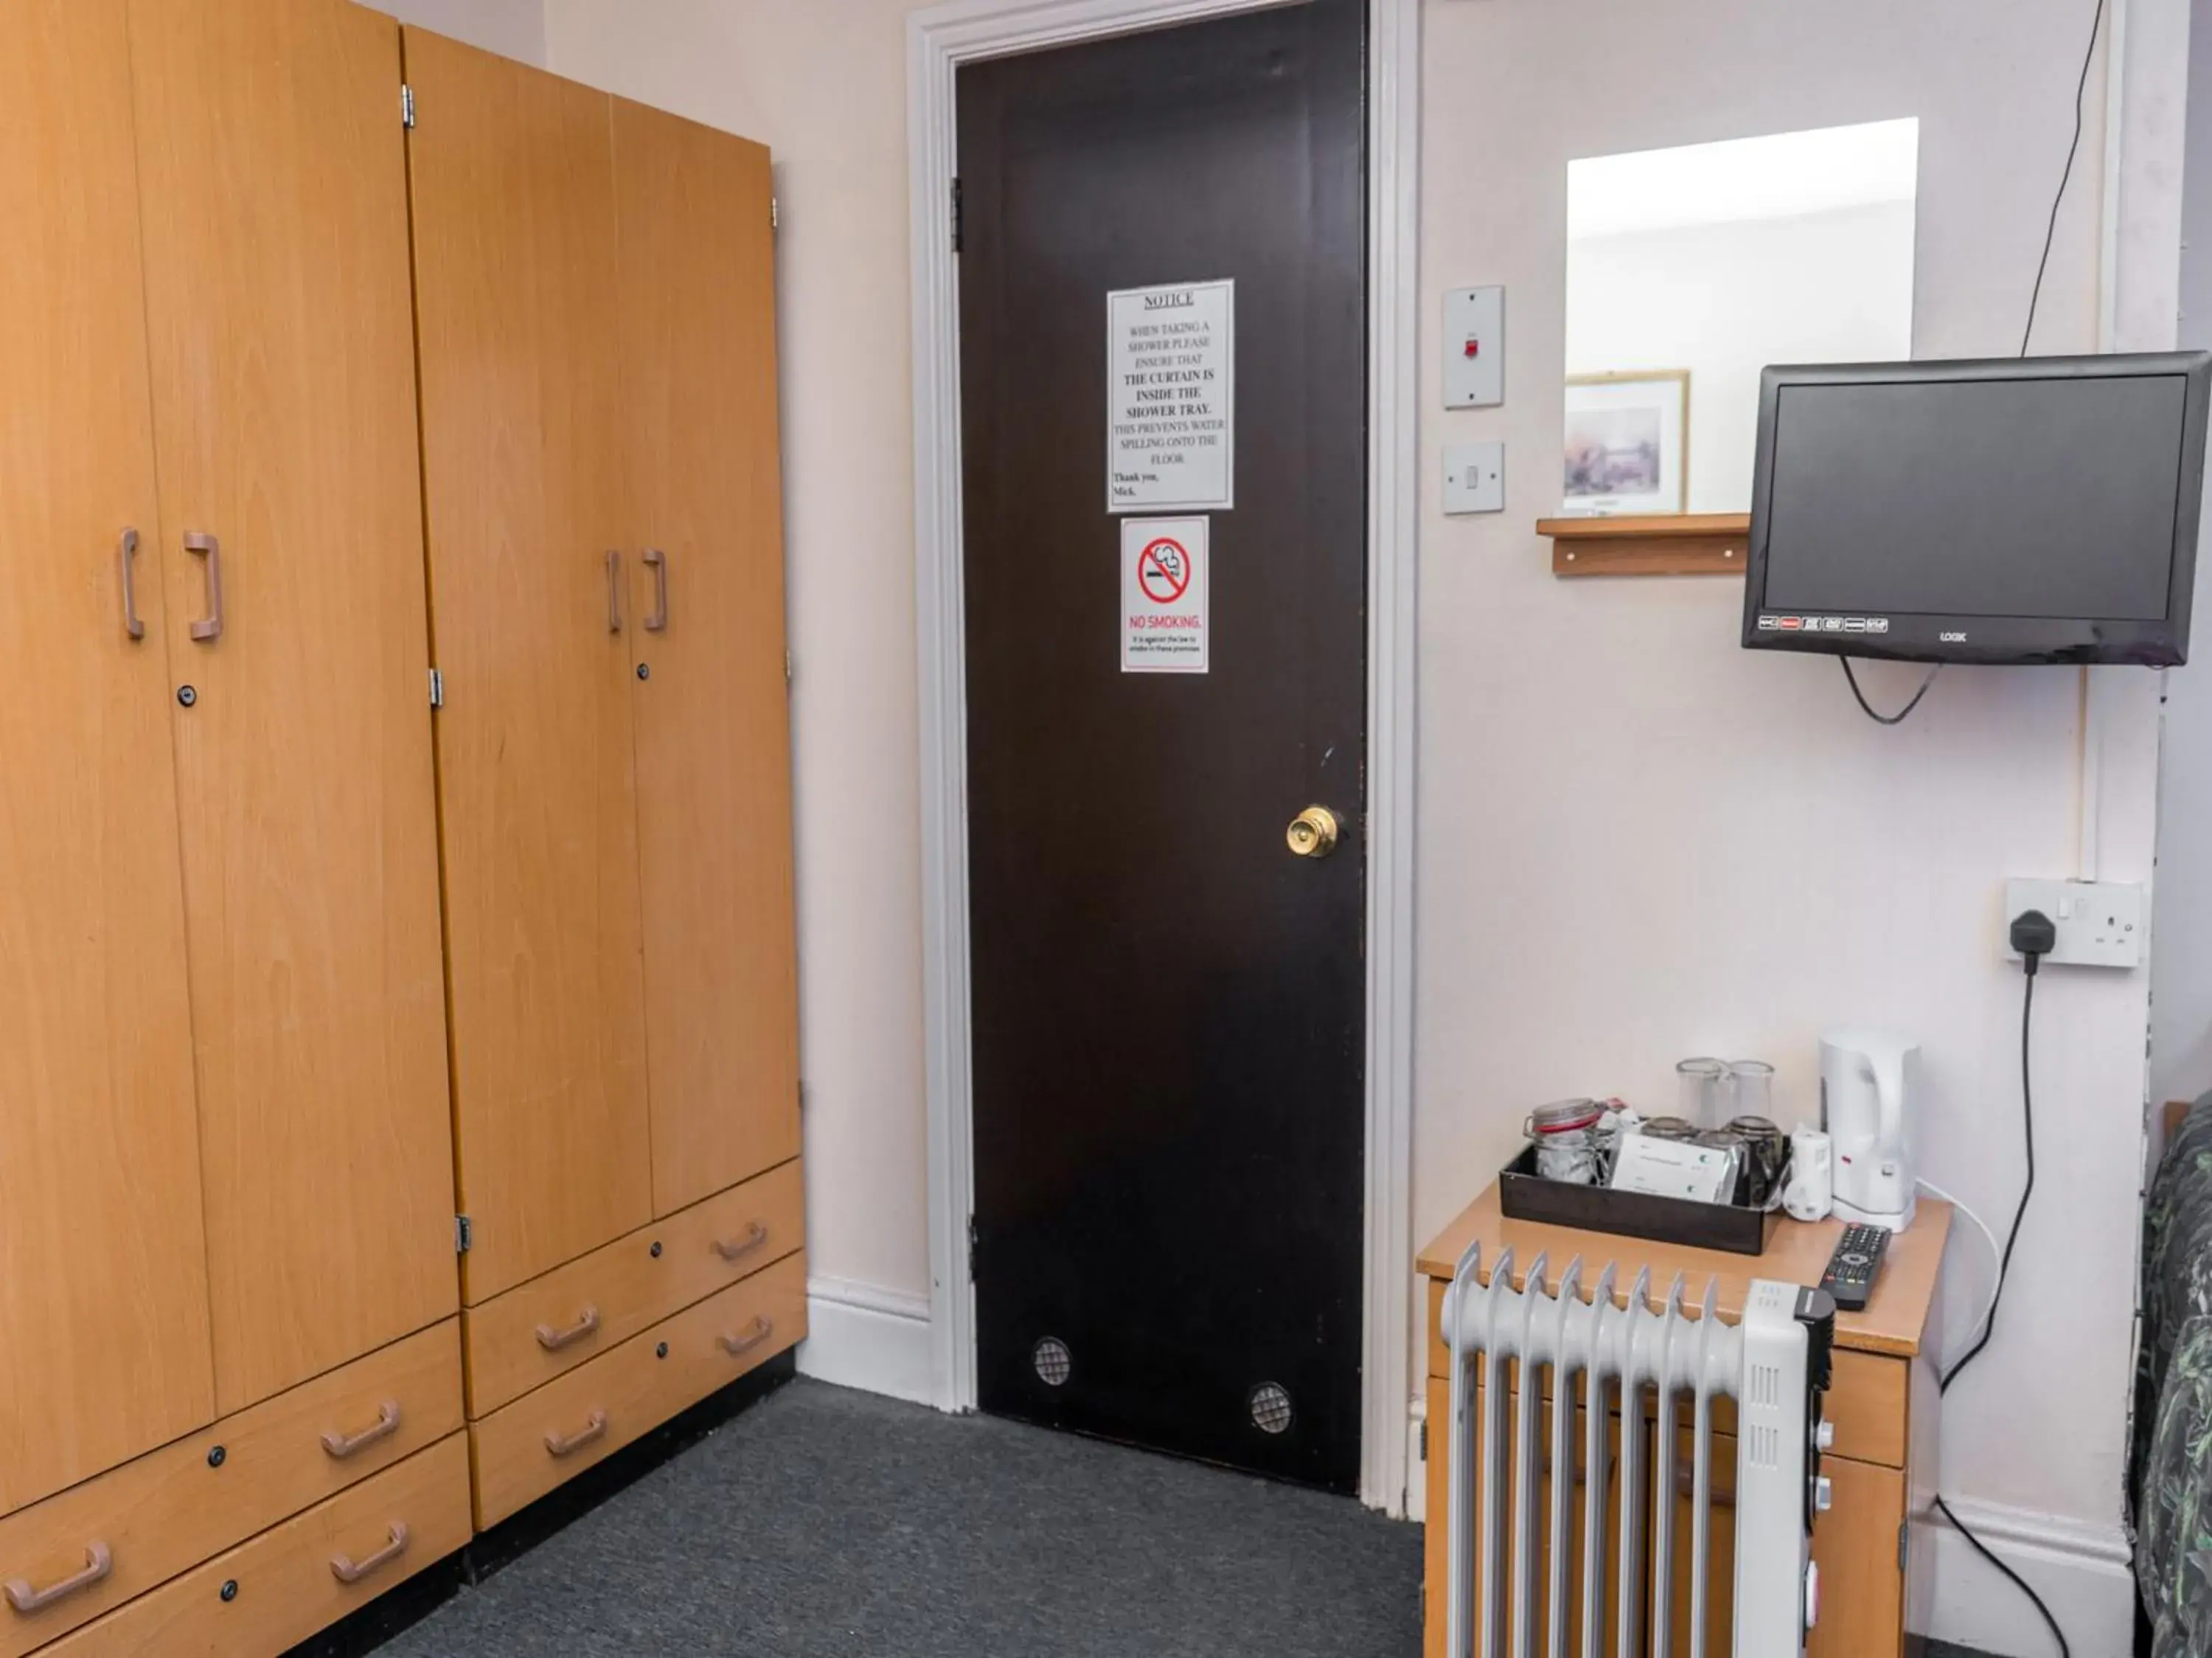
[1916,1176,2002,1366]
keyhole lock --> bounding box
[177,684,198,708]
[220,1581,238,1603]
[1286,805,1340,859]
[636,663,651,681]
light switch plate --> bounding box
[1443,442,1505,513]
[1443,285,1504,408]
[2003,878,2144,969]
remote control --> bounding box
[1818,1224,1891,1312]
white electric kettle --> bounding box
[1819,1030,1919,1232]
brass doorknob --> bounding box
[1287,806,1341,859]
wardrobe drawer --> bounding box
[470,1250,807,1527]
[465,1158,804,1416]
[38,1435,471,1658]
[0,1321,462,1657]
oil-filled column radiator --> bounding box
[1442,1242,1837,1658]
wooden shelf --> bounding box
[1539,512,1750,577]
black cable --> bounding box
[1943,968,2037,1390]
[1930,960,2070,1658]
[1839,657,1943,725]
[1934,1494,2072,1658]
[2020,0,2107,356]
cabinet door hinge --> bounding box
[1419,1421,1428,1461]
[967,1215,978,1282]
[1897,1519,1908,1573]
[771,195,780,232]
[950,177,963,254]
[784,651,793,687]
[428,667,444,709]
[401,84,417,128]
[454,1214,472,1254]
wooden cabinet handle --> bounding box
[329,1522,408,1586]
[545,1410,608,1458]
[119,528,144,640]
[535,1306,600,1352]
[718,1316,774,1357]
[712,1222,768,1263]
[4,1543,113,1615]
[642,547,669,631]
[605,549,623,633]
[321,1400,402,1460]
[184,533,222,642]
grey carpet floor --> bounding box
[378,1378,1423,1657]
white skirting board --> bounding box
[797,1275,936,1406]
[1922,1497,2135,1657]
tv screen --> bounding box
[1742,353,2210,665]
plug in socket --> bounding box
[2002,878,2143,969]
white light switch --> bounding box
[1444,285,1504,408]
[2003,878,2144,969]
[1443,442,1505,514]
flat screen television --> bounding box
[1741,353,2211,666]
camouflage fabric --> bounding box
[2133,1093,2212,1657]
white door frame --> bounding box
[907,0,1420,1513]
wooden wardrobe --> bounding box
[0,2,801,1652]
[403,31,805,1531]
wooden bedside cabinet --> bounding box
[1419,1185,1948,1658]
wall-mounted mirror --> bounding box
[1563,118,1919,517]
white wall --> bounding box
[356,0,544,63]
[542,0,933,1316]
[1565,200,1916,512]
[542,1,2181,1649]
[2151,1,2212,1111]
[1430,3,2175,1651]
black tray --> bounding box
[1497,1145,1777,1256]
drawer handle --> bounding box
[718,1316,774,1357]
[321,1400,403,1460]
[4,1543,113,1616]
[643,547,669,631]
[712,1222,769,1263]
[546,1410,608,1458]
[329,1522,409,1586]
[535,1306,601,1352]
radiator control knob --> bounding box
[1813,1474,1833,1513]
[1805,1561,1820,1628]
[1815,1419,1835,1451]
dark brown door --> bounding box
[958,0,1368,1490]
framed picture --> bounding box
[1563,370,1690,516]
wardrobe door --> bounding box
[405,32,653,1300]
[614,101,801,1215]
[128,0,457,1414]
[0,0,217,1512]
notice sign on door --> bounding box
[1107,280,1234,513]
[1121,517,1208,674]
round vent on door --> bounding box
[1249,1381,1294,1435]
[1032,1336,1073,1387]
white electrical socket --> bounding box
[2003,878,2144,969]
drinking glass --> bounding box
[1727,1059,1775,1123]
[1675,1057,1728,1128]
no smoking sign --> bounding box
[1120,516,1208,674]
